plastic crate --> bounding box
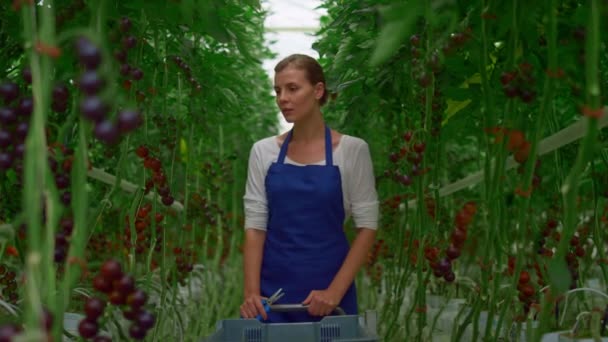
[203,311,378,342]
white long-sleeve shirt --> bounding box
[243,134,379,231]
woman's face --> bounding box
[274,66,324,123]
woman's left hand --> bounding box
[302,289,342,316]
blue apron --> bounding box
[260,125,357,323]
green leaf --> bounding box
[443,87,474,101]
[242,0,260,9]
[334,37,353,69]
[357,39,375,49]
[221,88,238,106]
[337,77,364,92]
[444,99,472,123]
[201,4,231,43]
[235,35,261,63]
[369,2,422,67]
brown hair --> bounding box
[274,54,328,106]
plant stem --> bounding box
[543,1,602,340]
[21,0,56,336]
[510,0,557,338]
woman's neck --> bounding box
[290,111,325,143]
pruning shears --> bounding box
[256,288,285,321]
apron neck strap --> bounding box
[324,125,333,166]
[277,125,333,166]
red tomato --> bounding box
[424,246,439,262]
[463,201,477,215]
[451,228,467,246]
[5,245,18,257]
[521,283,535,297]
[507,130,525,152]
[123,79,132,91]
[135,145,149,158]
[35,41,62,58]
[455,211,472,228]
[514,141,531,164]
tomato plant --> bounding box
[0,0,606,341]
[0,0,275,340]
[315,0,607,340]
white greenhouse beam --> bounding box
[407,107,608,207]
[87,168,185,212]
[265,27,319,32]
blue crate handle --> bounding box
[270,304,346,316]
[245,303,346,321]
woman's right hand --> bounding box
[240,293,268,320]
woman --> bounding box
[240,54,378,323]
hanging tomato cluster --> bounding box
[386,132,429,187]
[565,228,589,290]
[516,269,537,314]
[0,264,18,304]
[75,36,142,145]
[188,193,225,227]
[87,232,117,262]
[537,218,559,258]
[0,75,33,171]
[0,323,21,341]
[366,239,389,283]
[112,16,147,101]
[84,259,155,341]
[0,307,56,340]
[136,145,174,206]
[50,82,70,114]
[170,56,202,93]
[124,202,164,255]
[55,0,85,28]
[411,27,471,136]
[429,202,477,283]
[381,194,405,213]
[500,62,538,103]
[170,247,196,286]
[506,129,531,164]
